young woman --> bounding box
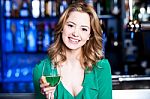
[33,1,112,99]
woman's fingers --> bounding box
[50,91,55,99]
[40,76,56,98]
[45,87,55,99]
[41,86,56,98]
[40,76,47,83]
[40,82,49,88]
[40,83,49,95]
[46,92,54,99]
[44,86,56,94]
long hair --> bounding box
[48,1,103,69]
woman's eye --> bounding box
[82,28,88,31]
[68,24,73,28]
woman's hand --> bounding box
[40,76,56,99]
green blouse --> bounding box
[33,58,112,99]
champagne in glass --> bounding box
[45,75,60,87]
[42,61,61,87]
[42,61,60,99]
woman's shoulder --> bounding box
[34,58,51,70]
[94,58,112,80]
[95,58,111,69]
[93,58,111,75]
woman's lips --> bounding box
[68,37,80,43]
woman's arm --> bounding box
[33,64,46,99]
[33,59,56,99]
[97,59,112,99]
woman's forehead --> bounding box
[66,11,90,26]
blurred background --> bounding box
[0,0,150,98]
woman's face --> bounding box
[62,11,91,51]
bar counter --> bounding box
[0,75,150,99]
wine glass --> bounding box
[42,61,61,99]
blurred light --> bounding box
[138,13,142,19]
[47,1,52,16]
[40,0,45,17]
[7,69,12,78]
[32,0,40,18]
[147,5,150,14]
[140,7,145,14]
[5,0,11,17]
[21,68,29,76]
[114,41,118,46]
[135,23,139,28]
[141,61,147,68]
[131,32,134,39]
[60,1,68,14]
[129,21,133,25]
[5,1,11,11]
[133,20,137,24]
[15,68,20,78]
[129,0,133,20]
[131,24,134,28]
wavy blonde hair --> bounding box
[48,1,103,69]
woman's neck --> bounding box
[66,48,82,61]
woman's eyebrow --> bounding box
[66,21,76,25]
[81,25,90,29]
[67,21,90,29]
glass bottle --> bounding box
[27,21,37,52]
[5,20,14,52]
[42,23,51,51]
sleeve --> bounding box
[33,63,46,99]
[97,59,112,99]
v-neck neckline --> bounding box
[56,62,86,98]
[59,81,84,98]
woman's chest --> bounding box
[54,67,99,99]
[59,65,84,97]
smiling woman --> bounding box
[33,1,112,99]
[62,11,91,50]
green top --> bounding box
[33,58,112,99]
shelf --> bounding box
[4,51,47,55]
[99,15,115,19]
[3,77,33,83]
[4,16,59,22]
[141,21,150,31]
[4,14,116,20]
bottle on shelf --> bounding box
[51,1,57,16]
[96,0,111,15]
[27,21,37,52]
[45,0,52,17]
[147,3,150,16]
[40,0,45,17]
[19,0,30,17]
[42,23,51,51]
[5,0,11,17]
[96,1,102,17]
[111,0,120,15]
[105,0,111,14]
[36,23,43,52]
[59,0,68,15]
[14,20,26,52]
[11,0,19,18]
[5,19,14,52]
[32,0,40,18]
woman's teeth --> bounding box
[69,38,79,43]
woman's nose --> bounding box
[72,27,79,37]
